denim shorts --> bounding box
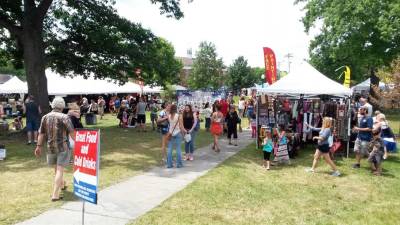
[26,120,40,131]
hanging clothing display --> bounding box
[256,95,350,154]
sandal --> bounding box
[61,181,67,191]
[51,195,64,202]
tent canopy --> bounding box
[46,70,143,95]
[261,61,352,97]
[352,78,386,92]
[172,85,187,91]
[0,76,28,94]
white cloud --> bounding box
[115,0,313,71]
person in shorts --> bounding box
[24,95,41,144]
[352,106,373,168]
[34,97,74,202]
[305,117,341,176]
[368,128,388,176]
[136,96,147,132]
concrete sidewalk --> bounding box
[18,131,253,225]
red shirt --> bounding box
[220,100,229,117]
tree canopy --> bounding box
[0,0,183,111]
[296,0,400,83]
[227,56,255,92]
[188,41,225,90]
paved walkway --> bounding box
[18,131,253,225]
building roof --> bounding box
[0,74,13,84]
[177,57,194,67]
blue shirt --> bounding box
[263,139,273,152]
[358,116,373,141]
[319,128,331,145]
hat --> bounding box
[360,105,368,110]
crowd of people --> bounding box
[1,92,397,202]
[299,97,396,176]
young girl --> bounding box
[226,106,240,146]
[274,125,290,164]
[210,103,223,152]
[122,107,129,128]
[368,128,388,176]
[251,114,257,138]
[262,130,273,170]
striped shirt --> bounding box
[39,110,74,154]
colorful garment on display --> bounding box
[275,143,290,162]
[323,102,337,118]
[283,99,290,112]
[335,104,348,140]
[292,101,298,119]
[303,101,312,113]
[302,113,313,141]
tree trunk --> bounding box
[22,25,50,114]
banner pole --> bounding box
[82,201,85,225]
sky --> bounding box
[115,0,315,71]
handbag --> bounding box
[330,139,341,153]
[184,133,192,143]
[166,117,179,142]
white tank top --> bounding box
[169,114,181,136]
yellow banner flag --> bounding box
[344,66,351,88]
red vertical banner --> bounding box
[263,47,277,85]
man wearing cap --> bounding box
[352,106,373,169]
[34,97,74,201]
[359,97,373,117]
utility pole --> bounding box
[284,53,293,73]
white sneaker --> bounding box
[305,168,315,173]
[331,171,341,177]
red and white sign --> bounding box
[73,129,100,204]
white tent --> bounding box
[351,78,386,92]
[46,70,143,95]
[143,85,162,94]
[0,76,28,94]
[172,85,188,91]
[261,61,352,97]
[0,70,162,95]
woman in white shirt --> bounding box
[202,102,213,132]
[166,104,185,168]
[238,96,246,118]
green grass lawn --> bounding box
[131,143,400,225]
[132,112,400,225]
[0,113,214,225]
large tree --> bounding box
[296,0,400,87]
[188,41,224,90]
[227,56,255,93]
[0,0,183,112]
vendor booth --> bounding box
[351,78,387,95]
[0,76,28,94]
[0,70,164,95]
[257,61,353,159]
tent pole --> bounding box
[346,98,351,158]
